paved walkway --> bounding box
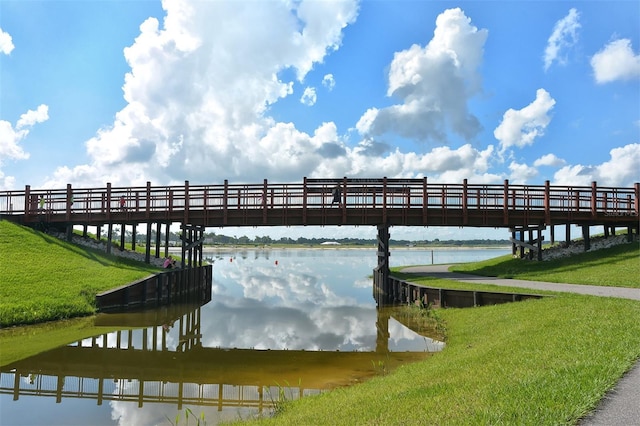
[399,265,640,426]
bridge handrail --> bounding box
[1,178,638,221]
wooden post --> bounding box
[145,222,152,264]
[503,179,509,225]
[106,183,112,220]
[302,177,308,225]
[263,178,268,224]
[342,176,347,222]
[375,223,391,306]
[106,223,113,255]
[131,223,137,251]
[24,185,31,219]
[544,180,551,225]
[382,177,388,225]
[537,226,542,261]
[146,181,151,220]
[184,180,189,224]
[591,181,597,218]
[223,179,228,225]
[164,222,170,258]
[582,225,590,251]
[422,177,428,225]
[462,178,468,225]
[155,222,161,258]
[519,230,525,258]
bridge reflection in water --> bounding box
[0,300,441,418]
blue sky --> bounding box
[1,0,639,240]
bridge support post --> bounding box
[373,223,391,306]
[106,223,113,255]
[582,225,591,251]
[145,222,152,264]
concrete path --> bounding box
[399,264,640,426]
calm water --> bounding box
[0,247,508,425]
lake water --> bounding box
[0,247,509,425]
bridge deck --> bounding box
[1,178,638,229]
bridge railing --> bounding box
[1,179,638,221]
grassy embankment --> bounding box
[449,242,640,288]
[0,220,159,327]
[243,240,640,425]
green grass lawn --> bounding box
[449,241,639,288]
[0,220,160,327]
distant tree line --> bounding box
[129,229,510,247]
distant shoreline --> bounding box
[169,245,512,252]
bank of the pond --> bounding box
[244,294,640,425]
[0,220,160,327]
[241,241,640,425]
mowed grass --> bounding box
[450,241,640,288]
[245,293,640,425]
[0,220,159,326]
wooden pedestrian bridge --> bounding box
[1,177,638,304]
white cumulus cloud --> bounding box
[553,143,640,187]
[0,27,14,55]
[45,0,359,187]
[543,8,580,71]
[356,7,488,143]
[0,105,49,190]
[533,153,566,167]
[322,73,336,91]
[591,38,640,83]
[509,161,538,184]
[301,87,317,106]
[493,89,556,156]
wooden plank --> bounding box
[508,237,538,251]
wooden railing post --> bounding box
[66,183,73,221]
[462,178,468,225]
[263,178,268,224]
[635,183,639,217]
[106,183,112,220]
[342,176,347,211]
[146,181,151,220]
[544,180,550,225]
[302,177,307,225]
[184,180,190,224]
[503,179,509,225]
[591,181,597,218]
[223,179,228,225]
[382,176,388,224]
[422,177,428,225]
[24,185,31,219]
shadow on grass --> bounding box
[27,225,158,271]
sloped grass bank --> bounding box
[0,220,159,327]
[450,241,640,288]
[245,294,640,425]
